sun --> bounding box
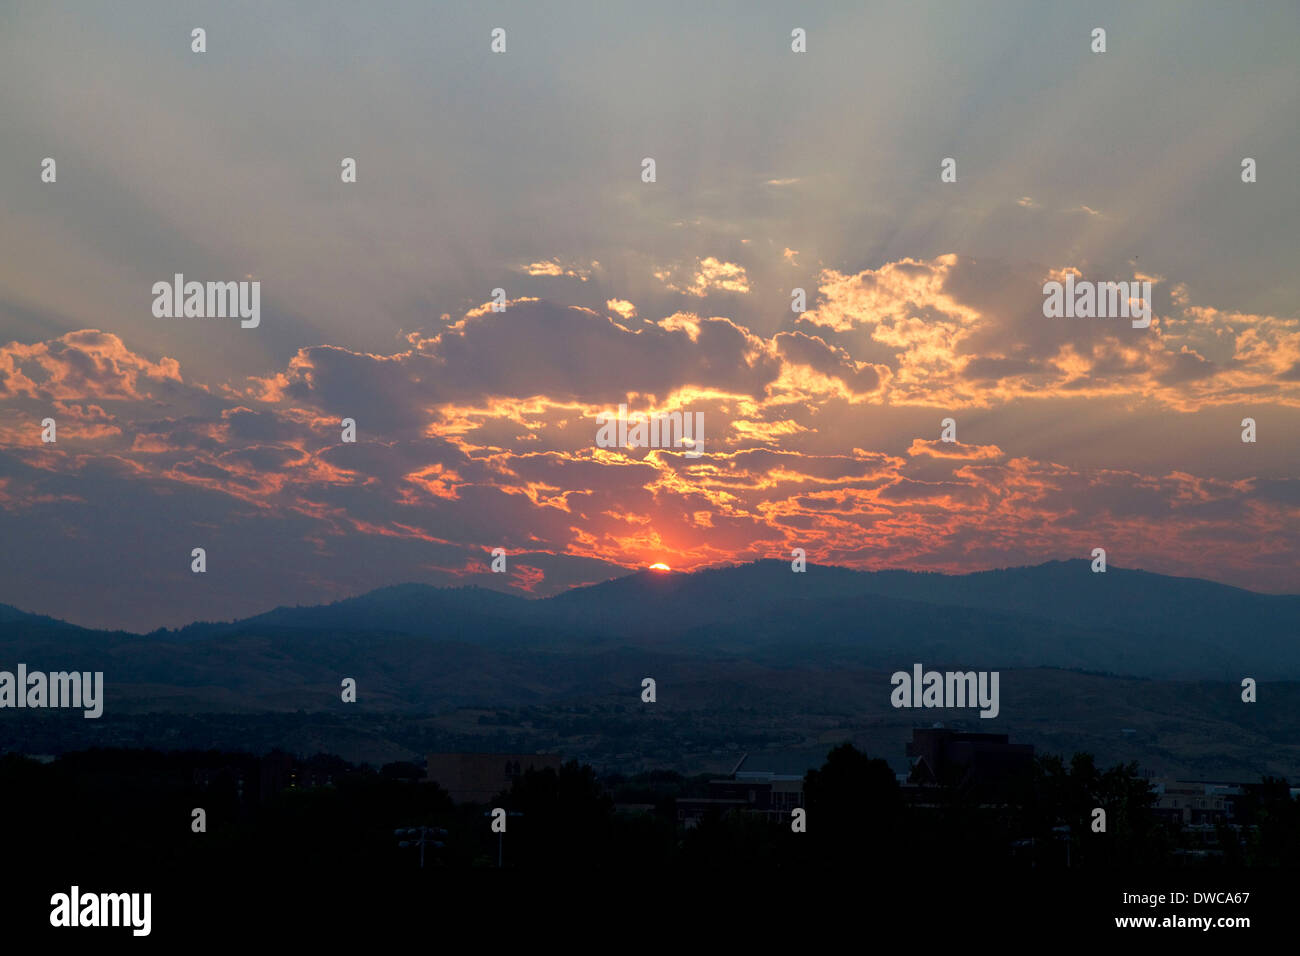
[648,562,671,572]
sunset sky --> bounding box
[2,1,1298,631]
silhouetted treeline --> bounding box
[2,744,1296,882]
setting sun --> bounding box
[648,563,671,572]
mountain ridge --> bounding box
[4,558,1294,639]
[1,559,1296,680]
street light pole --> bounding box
[484,810,524,868]
[394,826,447,869]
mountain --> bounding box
[3,559,1299,683]
[161,583,559,647]
[2,560,1298,778]
[51,559,1291,680]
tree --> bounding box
[803,743,904,864]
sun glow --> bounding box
[648,563,671,572]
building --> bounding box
[425,752,563,804]
[257,750,342,802]
[1151,780,1244,827]
[905,727,1035,800]
[676,753,809,828]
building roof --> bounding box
[732,751,821,777]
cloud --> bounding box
[606,298,637,320]
[655,257,751,297]
[907,438,1004,460]
[0,330,181,401]
[772,331,887,401]
[2,261,1297,629]
[516,259,595,281]
[800,254,1300,411]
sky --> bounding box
[1,1,1298,631]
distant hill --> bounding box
[2,560,1298,778]
[2,560,1297,680]
[161,583,559,647]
